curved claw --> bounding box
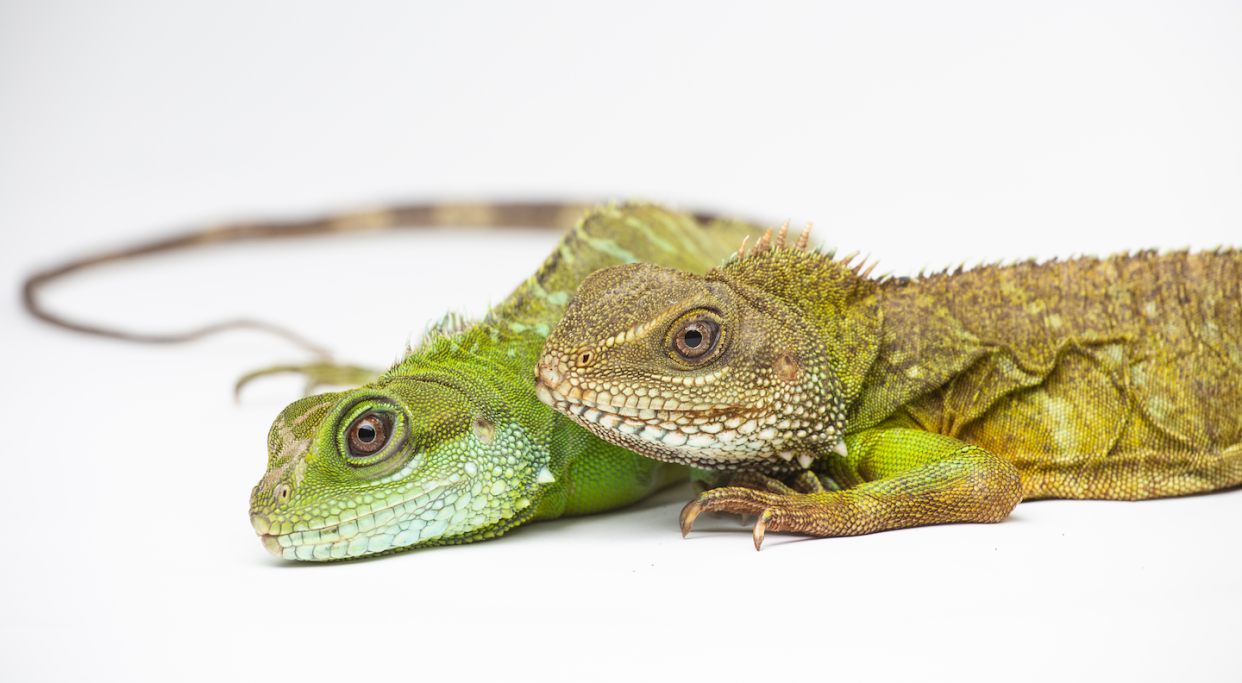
[679,499,704,538]
[753,512,768,551]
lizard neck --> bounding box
[848,274,995,432]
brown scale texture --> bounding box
[544,239,1241,542]
[863,249,1242,500]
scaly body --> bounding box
[247,204,758,560]
[537,225,1242,547]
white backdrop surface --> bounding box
[1,2,1239,682]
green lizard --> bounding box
[247,204,760,560]
[536,222,1242,549]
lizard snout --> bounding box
[535,355,565,407]
[535,355,563,389]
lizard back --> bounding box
[866,249,1242,499]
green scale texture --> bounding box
[248,204,757,561]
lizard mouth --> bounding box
[536,361,716,436]
[251,481,453,561]
[535,360,785,470]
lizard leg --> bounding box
[681,428,1023,549]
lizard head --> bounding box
[249,332,561,561]
[536,231,861,471]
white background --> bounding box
[2,2,1240,681]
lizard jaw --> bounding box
[260,533,284,557]
[535,352,850,472]
[536,365,805,473]
[249,480,478,561]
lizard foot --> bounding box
[680,471,837,550]
[680,485,836,551]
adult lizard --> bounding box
[536,223,1242,549]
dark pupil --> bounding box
[683,329,703,348]
[357,424,377,443]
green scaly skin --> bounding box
[537,224,1242,548]
[248,204,757,560]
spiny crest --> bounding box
[914,255,1068,285]
[903,246,1228,288]
[837,250,879,280]
[729,219,814,261]
[725,219,886,281]
[411,309,476,355]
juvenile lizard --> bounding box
[536,222,1242,548]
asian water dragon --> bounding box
[23,201,761,560]
[536,222,1242,549]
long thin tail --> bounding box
[21,200,599,354]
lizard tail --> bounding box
[21,200,601,355]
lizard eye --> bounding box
[346,413,391,458]
[334,396,412,474]
[670,316,721,363]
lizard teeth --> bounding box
[832,441,849,457]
